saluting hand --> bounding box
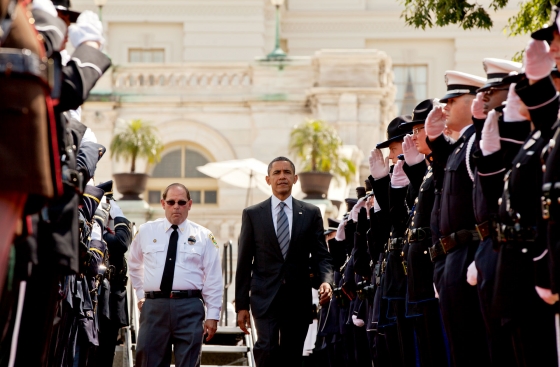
[524,39,554,81]
[480,110,501,156]
[471,92,486,120]
[402,135,424,166]
[369,149,390,180]
[503,83,528,122]
[425,106,446,140]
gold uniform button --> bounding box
[153,239,157,243]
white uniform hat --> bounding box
[440,71,486,103]
[478,58,523,91]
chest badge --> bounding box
[188,236,196,245]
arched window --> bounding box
[146,145,218,205]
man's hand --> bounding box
[204,319,218,342]
[137,298,145,312]
[318,282,332,306]
[237,310,250,335]
[524,39,554,81]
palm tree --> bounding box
[110,119,163,173]
[289,119,356,184]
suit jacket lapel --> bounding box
[260,197,284,259]
[290,198,304,245]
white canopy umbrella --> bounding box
[197,158,300,206]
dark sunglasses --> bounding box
[165,200,188,206]
[484,87,509,96]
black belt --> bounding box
[0,48,48,83]
[387,237,404,251]
[475,221,491,240]
[497,224,537,243]
[408,227,432,242]
[145,290,202,299]
[429,229,480,262]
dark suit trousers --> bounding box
[253,285,310,367]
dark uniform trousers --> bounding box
[253,285,310,367]
[428,127,491,367]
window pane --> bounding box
[128,48,165,63]
[204,190,217,204]
[184,149,210,178]
[190,190,201,204]
[152,149,182,178]
[148,190,161,204]
[393,65,428,116]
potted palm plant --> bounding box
[110,119,163,200]
[289,119,355,199]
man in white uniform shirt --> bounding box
[129,183,223,367]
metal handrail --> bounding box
[220,240,233,326]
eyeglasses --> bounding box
[165,200,188,206]
[412,126,425,135]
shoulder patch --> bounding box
[209,233,218,248]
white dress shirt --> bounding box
[128,217,223,320]
[271,194,293,237]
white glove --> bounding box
[503,84,526,122]
[32,0,58,17]
[535,286,559,305]
[480,110,501,156]
[425,106,446,140]
[524,39,554,80]
[373,197,381,213]
[402,134,424,166]
[350,198,366,222]
[335,220,346,241]
[466,261,478,286]
[369,149,390,180]
[352,315,365,327]
[390,160,410,188]
[109,199,124,219]
[91,221,102,241]
[81,127,97,146]
[471,92,486,120]
[68,10,105,49]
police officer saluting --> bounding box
[129,183,223,367]
[425,71,491,366]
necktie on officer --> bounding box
[160,224,179,293]
[277,202,290,259]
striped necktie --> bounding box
[276,202,290,259]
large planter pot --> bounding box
[113,173,149,201]
[298,171,333,199]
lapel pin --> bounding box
[188,236,196,245]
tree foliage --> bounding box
[401,0,553,35]
[289,119,356,184]
[110,119,164,173]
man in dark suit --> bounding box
[236,156,334,367]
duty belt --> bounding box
[145,290,203,299]
[387,237,404,251]
[429,229,480,262]
[475,221,491,240]
[496,224,537,243]
[408,227,432,243]
[0,48,49,84]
